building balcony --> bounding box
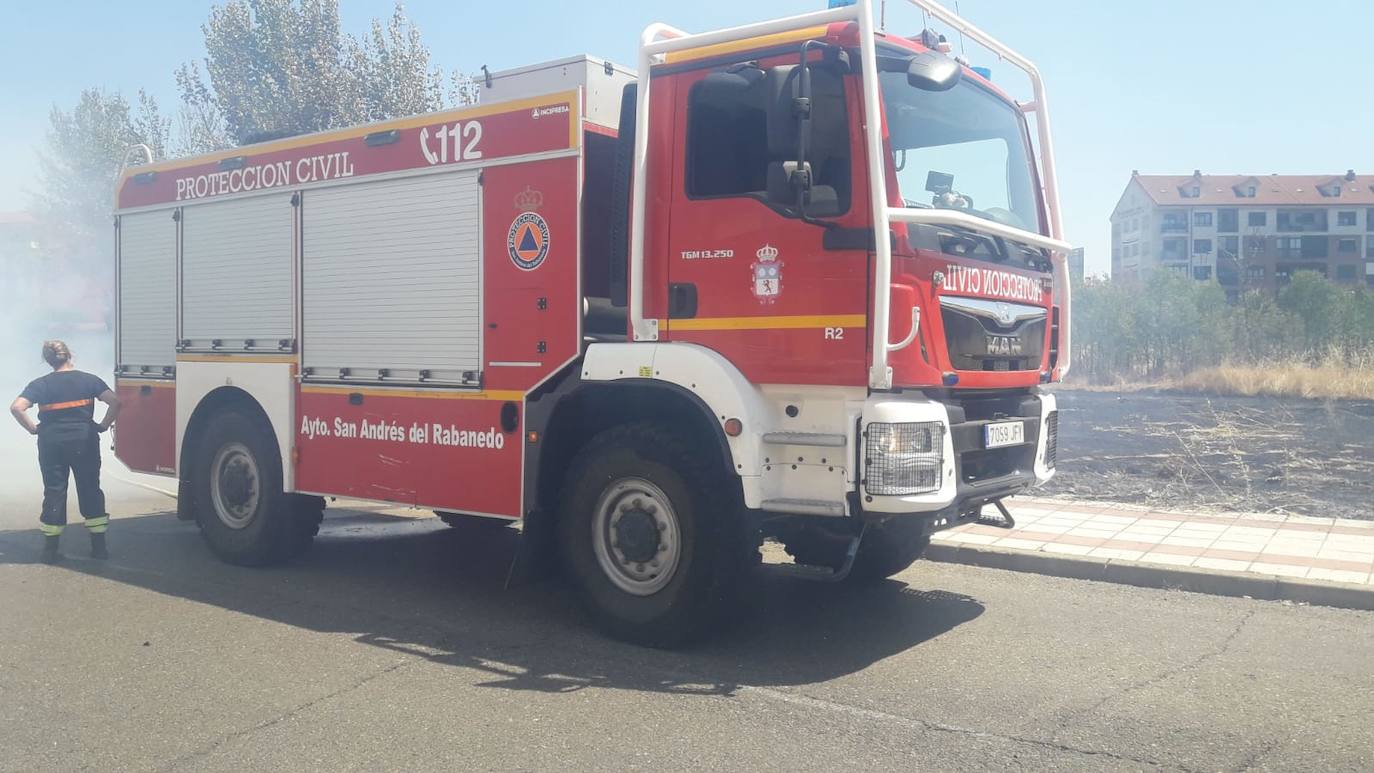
[1160,222,1189,233]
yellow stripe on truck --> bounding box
[662,25,831,64]
[662,314,866,332]
[300,385,526,402]
[117,91,581,183]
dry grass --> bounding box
[1064,348,1374,401]
[1166,363,1374,400]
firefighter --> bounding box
[8,340,122,563]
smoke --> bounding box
[0,288,167,521]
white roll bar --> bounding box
[899,0,1072,380]
[629,0,1072,385]
[118,143,155,178]
[889,208,1071,254]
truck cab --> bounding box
[603,4,1069,534]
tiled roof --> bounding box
[1131,173,1374,206]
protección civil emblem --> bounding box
[507,211,550,271]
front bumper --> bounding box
[860,390,1057,519]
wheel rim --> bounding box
[210,442,260,530]
[592,477,681,596]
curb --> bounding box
[925,542,1374,612]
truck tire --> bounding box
[435,511,512,531]
[558,423,748,648]
[780,518,930,584]
[847,518,931,584]
[193,410,320,566]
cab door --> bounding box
[660,57,870,386]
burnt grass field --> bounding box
[1040,389,1374,521]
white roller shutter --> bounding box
[302,170,483,383]
[118,210,177,372]
[182,193,294,348]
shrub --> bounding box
[1071,271,1374,389]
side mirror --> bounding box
[767,163,840,218]
[907,51,961,91]
[805,185,842,218]
[767,161,809,202]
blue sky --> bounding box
[2,0,1371,275]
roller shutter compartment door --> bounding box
[302,170,483,383]
[118,210,177,372]
[181,193,294,349]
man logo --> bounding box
[994,302,1015,326]
[508,212,550,271]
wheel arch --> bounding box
[177,386,280,519]
[527,378,739,521]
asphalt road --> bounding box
[2,489,1373,772]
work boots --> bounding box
[41,535,62,564]
[90,532,109,560]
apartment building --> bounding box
[1110,170,1374,294]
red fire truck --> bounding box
[112,0,1071,645]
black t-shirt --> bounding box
[19,370,111,426]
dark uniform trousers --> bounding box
[37,422,108,536]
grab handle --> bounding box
[889,307,921,352]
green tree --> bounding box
[31,89,170,271]
[1278,270,1343,355]
[177,0,473,149]
[1072,270,1374,384]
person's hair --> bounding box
[42,340,72,369]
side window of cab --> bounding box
[684,61,851,216]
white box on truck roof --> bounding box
[480,55,633,131]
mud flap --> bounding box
[176,477,196,521]
[503,509,558,588]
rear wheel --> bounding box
[193,410,321,566]
[558,423,749,648]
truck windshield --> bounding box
[880,71,1042,236]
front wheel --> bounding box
[193,410,321,566]
[779,517,930,584]
[558,423,749,648]
[848,518,931,584]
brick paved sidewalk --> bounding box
[935,497,1374,587]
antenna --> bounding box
[954,1,967,55]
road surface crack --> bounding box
[743,685,1199,771]
[159,657,413,771]
[1073,608,1256,722]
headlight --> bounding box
[864,421,945,495]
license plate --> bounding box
[984,421,1025,449]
